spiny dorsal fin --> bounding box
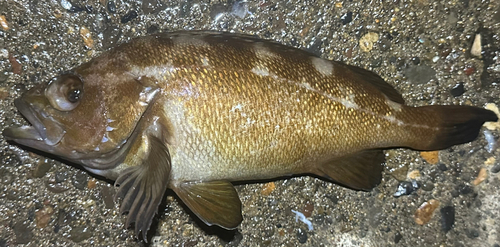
[114,135,171,241]
[312,149,384,191]
[342,63,405,104]
[174,180,242,229]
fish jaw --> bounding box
[3,97,67,156]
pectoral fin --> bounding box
[114,135,171,240]
[174,180,242,229]
[312,149,384,191]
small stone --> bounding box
[69,226,93,242]
[296,228,308,244]
[437,163,448,171]
[0,15,8,31]
[457,184,473,195]
[491,165,500,174]
[102,25,122,49]
[261,181,276,196]
[107,1,116,13]
[340,12,352,25]
[472,167,487,186]
[302,202,314,218]
[414,199,440,225]
[359,32,379,52]
[407,170,421,180]
[54,171,67,183]
[421,181,435,191]
[485,157,496,166]
[411,57,420,65]
[87,179,97,189]
[8,53,22,75]
[464,66,475,76]
[394,232,402,243]
[404,64,436,84]
[13,221,33,244]
[393,180,419,197]
[420,151,439,164]
[142,0,165,15]
[465,228,479,239]
[79,26,94,49]
[35,205,54,228]
[450,83,465,97]
[121,10,138,23]
[484,103,500,131]
[33,160,53,178]
[72,171,88,190]
[470,34,481,57]
[440,206,455,232]
[101,184,115,209]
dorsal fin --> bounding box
[342,63,405,104]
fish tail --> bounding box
[408,105,498,150]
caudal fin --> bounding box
[413,105,498,150]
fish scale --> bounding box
[2,31,497,241]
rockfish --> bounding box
[3,31,497,240]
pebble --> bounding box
[414,199,440,225]
[472,167,487,186]
[484,103,500,131]
[0,15,8,30]
[121,10,138,23]
[72,171,88,190]
[261,181,276,196]
[79,26,94,49]
[32,160,53,178]
[13,221,33,244]
[101,184,115,209]
[54,171,67,183]
[491,165,500,174]
[60,0,84,12]
[470,34,481,57]
[302,202,314,218]
[450,83,465,97]
[457,184,473,195]
[359,32,379,52]
[394,232,403,243]
[35,205,54,228]
[102,25,122,49]
[403,64,436,84]
[440,206,455,232]
[340,12,353,25]
[231,1,249,19]
[8,53,22,75]
[142,0,165,15]
[393,180,419,197]
[87,178,97,189]
[465,228,479,239]
[69,226,93,242]
[437,163,448,171]
[421,181,435,191]
[0,168,14,185]
[107,1,116,13]
[296,228,308,244]
[407,170,421,180]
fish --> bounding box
[2,31,498,241]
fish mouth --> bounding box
[3,98,66,153]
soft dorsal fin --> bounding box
[311,149,385,191]
[114,135,171,241]
[174,180,242,229]
[342,63,405,104]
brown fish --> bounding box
[2,31,497,240]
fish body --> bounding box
[3,31,497,240]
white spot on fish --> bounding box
[385,95,402,111]
[254,42,278,60]
[311,57,333,76]
[341,94,358,109]
[251,65,270,76]
[105,126,115,132]
[101,135,109,143]
[172,34,210,47]
[201,56,210,66]
[230,103,243,112]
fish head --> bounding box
[3,59,158,170]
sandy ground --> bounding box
[0,0,499,246]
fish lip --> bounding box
[11,98,48,140]
[3,98,65,147]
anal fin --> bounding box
[174,180,242,229]
[114,135,171,241]
[312,149,384,191]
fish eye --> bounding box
[45,74,84,111]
